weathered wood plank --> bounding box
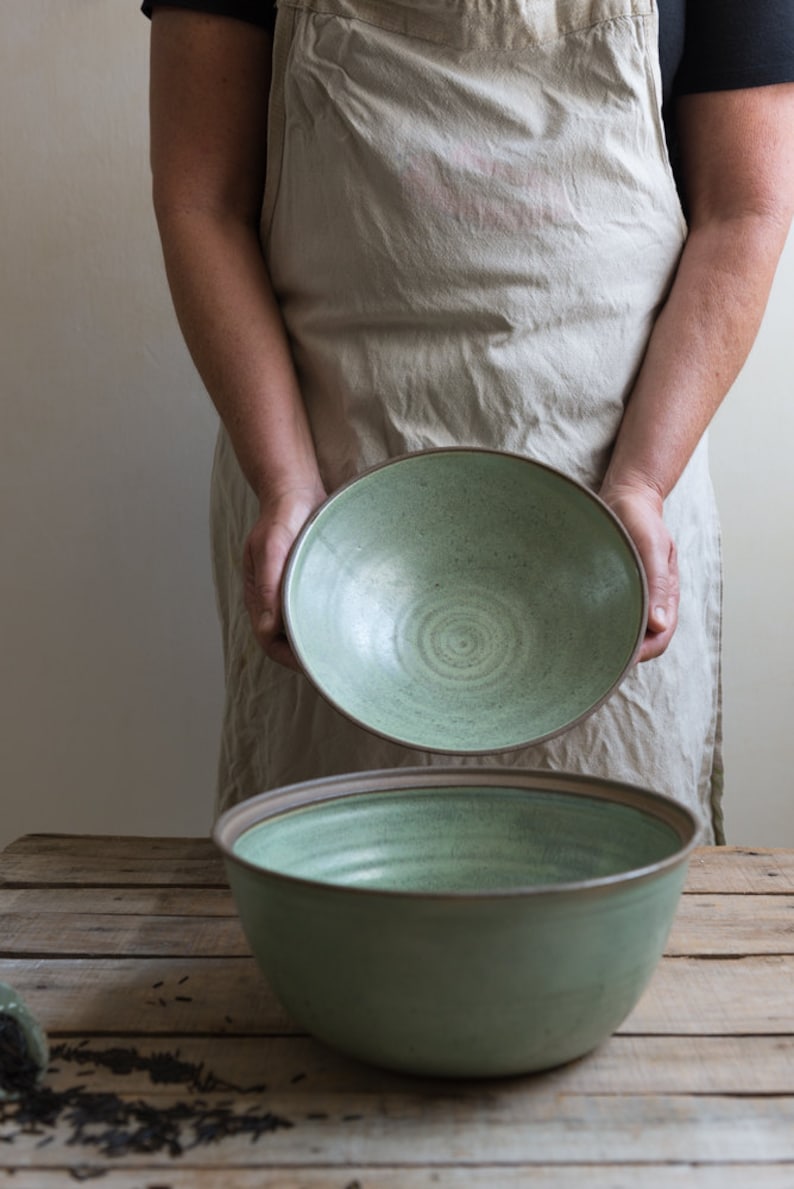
[0,957,293,1035]
[1,954,793,1037]
[0,911,249,957]
[627,954,794,1034]
[39,1033,794,1096]
[2,1092,794,1165]
[0,886,236,916]
[684,848,794,893]
[2,892,792,959]
[1,1170,793,1188]
[0,853,227,888]
[1,834,215,859]
[4,837,793,894]
[0,833,223,887]
[665,894,794,955]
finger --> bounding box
[647,601,671,636]
[243,516,309,672]
[243,531,288,648]
[638,624,675,662]
[247,582,283,651]
[639,542,680,662]
[265,632,302,672]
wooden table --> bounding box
[1,835,793,1186]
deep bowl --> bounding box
[214,768,700,1078]
[283,449,646,753]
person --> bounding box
[144,0,794,843]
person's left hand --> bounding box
[243,484,326,671]
[598,481,679,662]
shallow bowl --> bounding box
[283,449,646,753]
[214,768,699,1078]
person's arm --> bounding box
[600,83,794,661]
[149,9,325,669]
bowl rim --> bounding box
[282,447,649,755]
[213,766,703,902]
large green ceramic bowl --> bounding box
[283,449,646,753]
[214,768,700,1078]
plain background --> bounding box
[2,4,792,849]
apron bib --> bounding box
[211,0,724,841]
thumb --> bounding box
[645,536,677,632]
[647,598,670,635]
[638,533,680,662]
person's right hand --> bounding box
[243,485,326,670]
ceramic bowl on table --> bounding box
[214,768,700,1078]
[282,448,647,753]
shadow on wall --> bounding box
[1,4,223,847]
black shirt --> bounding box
[141,0,794,107]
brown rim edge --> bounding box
[213,766,703,902]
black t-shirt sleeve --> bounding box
[141,1,276,31]
[140,1,794,98]
[677,0,794,95]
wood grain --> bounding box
[2,1091,794,1165]
[3,951,794,1036]
[2,836,793,1182]
[3,837,794,893]
[39,1032,794,1096]
[2,892,793,959]
[1,1170,794,1188]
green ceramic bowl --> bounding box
[214,768,700,1078]
[283,449,646,753]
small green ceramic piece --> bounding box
[0,983,49,1099]
[215,768,700,1078]
[283,449,646,754]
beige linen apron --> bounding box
[211,0,724,842]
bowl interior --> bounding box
[231,784,687,895]
[284,450,645,753]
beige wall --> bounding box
[1,5,222,844]
[2,4,792,848]
[711,232,794,844]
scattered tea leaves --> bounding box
[52,1043,267,1095]
[0,1042,292,1159]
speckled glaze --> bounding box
[283,449,646,753]
[214,768,700,1078]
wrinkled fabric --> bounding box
[211,0,724,842]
